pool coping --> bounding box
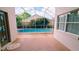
[17,32,53,35]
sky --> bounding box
[15,7,55,19]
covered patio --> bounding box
[1,7,79,51]
[12,33,69,51]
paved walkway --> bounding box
[13,33,69,51]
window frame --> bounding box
[57,8,79,35]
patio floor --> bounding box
[13,33,70,51]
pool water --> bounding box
[17,28,53,32]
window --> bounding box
[57,9,79,35]
[57,14,67,31]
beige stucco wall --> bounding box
[0,7,17,41]
[54,7,79,50]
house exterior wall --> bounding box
[0,7,17,41]
[54,7,79,50]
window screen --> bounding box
[57,14,67,31]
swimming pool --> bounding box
[17,28,53,32]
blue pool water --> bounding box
[17,28,53,32]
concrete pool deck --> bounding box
[12,33,70,51]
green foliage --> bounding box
[27,17,51,28]
[16,12,31,28]
[16,15,22,28]
[16,15,22,22]
[19,12,31,20]
[35,18,49,26]
[16,12,52,28]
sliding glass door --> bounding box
[66,11,79,35]
[0,10,11,47]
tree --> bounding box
[16,15,22,28]
[19,12,31,20]
[26,17,50,28]
[16,11,31,28]
[35,18,49,26]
